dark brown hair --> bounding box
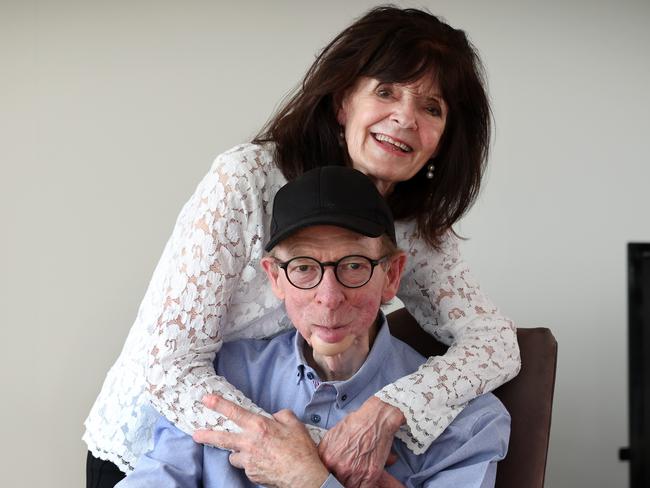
[254,5,491,248]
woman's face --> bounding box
[337,77,447,196]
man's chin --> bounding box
[310,334,355,356]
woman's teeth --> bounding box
[373,133,413,152]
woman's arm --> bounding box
[376,227,521,454]
[144,144,295,436]
[312,228,518,487]
[195,396,404,488]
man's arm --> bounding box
[116,417,203,488]
[415,403,511,488]
[194,395,330,488]
[196,395,407,488]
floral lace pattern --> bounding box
[83,143,520,470]
[376,226,520,453]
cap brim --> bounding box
[264,213,386,252]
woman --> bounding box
[84,6,520,487]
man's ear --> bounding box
[261,256,285,301]
[381,252,407,303]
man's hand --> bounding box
[193,395,329,488]
[318,396,406,488]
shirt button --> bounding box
[341,394,348,401]
[306,372,315,380]
[311,414,321,424]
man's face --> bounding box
[262,225,405,357]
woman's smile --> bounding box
[337,77,447,195]
[371,132,414,153]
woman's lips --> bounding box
[371,132,413,153]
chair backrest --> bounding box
[387,308,557,488]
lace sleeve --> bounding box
[376,226,521,454]
[143,147,323,444]
[143,148,263,435]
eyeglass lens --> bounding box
[285,256,375,289]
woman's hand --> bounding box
[193,395,329,488]
[318,396,406,488]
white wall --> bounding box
[2,1,648,486]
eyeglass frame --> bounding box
[273,254,391,290]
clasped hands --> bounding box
[193,395,406,488]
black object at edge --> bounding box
[621,243,650,488]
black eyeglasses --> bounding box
[274,255,390,290]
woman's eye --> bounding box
[425,105,442,116]
[375,85,393,98]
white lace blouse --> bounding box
[83,143,521,471]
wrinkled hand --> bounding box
[193,395,329,488]
[319,396,406,488]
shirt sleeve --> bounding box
[320,474,346,488]
[377,227,521,454]
[116,417,203,488]
[418,403,510,488]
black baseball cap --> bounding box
[265,166,396,252]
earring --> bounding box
[338,126,345,147]
[426,163,435,180]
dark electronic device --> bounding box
[620,243,650,487]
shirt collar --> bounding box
[292,312,393,405]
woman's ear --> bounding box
[335,90,349,126]
[381,252,407,303]
[261,256,285,300]
[336,107,347,126]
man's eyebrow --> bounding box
[282,242,308,255]
[282,242,369,257]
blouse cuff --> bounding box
[320,474,345,488]
[307,424,327,444]
[374,388,464,455]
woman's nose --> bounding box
[391,100,418,130]
[314,268,345,308]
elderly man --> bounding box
[118,166,510,488]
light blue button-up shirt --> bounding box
[119,316,510,488]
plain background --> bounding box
[2,0,649,486]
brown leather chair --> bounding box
[387,308,557,488]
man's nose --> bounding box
[314,268,346,308]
